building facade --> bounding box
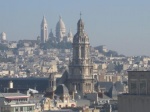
[118,71,150,112]
[0,93,35,112]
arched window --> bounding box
[81,47,84,58]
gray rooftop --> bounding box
[0,93,28,98]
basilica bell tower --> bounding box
[41,16,48,43]
[67,17,94,94]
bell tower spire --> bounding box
[41,16,48,43]
[77,15,84,33]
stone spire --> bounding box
[41,16,48,43]
[77,17,84,33]
[42,16,47,24]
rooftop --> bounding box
[0,93,29,99]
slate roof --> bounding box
[97,82,113,92]
[108,84,118,99]
[97,81,125,93]
[76,99,91,107]
[55,84,69,96]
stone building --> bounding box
[42,83,76,111]
[44,17,98,108]
[0,32,7,43]
[0,93,35,112]
[57,17,94,96]
[118,71,150,112]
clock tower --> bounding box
[67,17,94,94]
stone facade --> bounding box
[128,71,150,95]
[118,71,150,112]
[118,95,150,112]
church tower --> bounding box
[67,17,94,94]
[41,16,48,43]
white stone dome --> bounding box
[56,16,66,33]
[1,32,6,41]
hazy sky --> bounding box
[0,0,150,56]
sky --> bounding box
[0,0,150,56]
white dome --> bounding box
[56,16,66,33]
[56,16,66,39]
[1,32,6,41]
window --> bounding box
[29,107,33,111]
[130,82,137,94]
[82,38,84,42]
[20,107,23,111]
[27,107,30,111]
[140,80,147,95]
[27,106,33,111]
[52,81,54,86]
[24,107,27,111]
[81,47,84,58]
[15,107,19,112]
[75,47,79,58]
[1,107,4,111]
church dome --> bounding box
[77,19,84,26]
[1,32,6,41]
[73,18,88,43]
[56,16,66,33]
[55,84,69,96]
[49,29,54,38]
[77,18,84,32]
